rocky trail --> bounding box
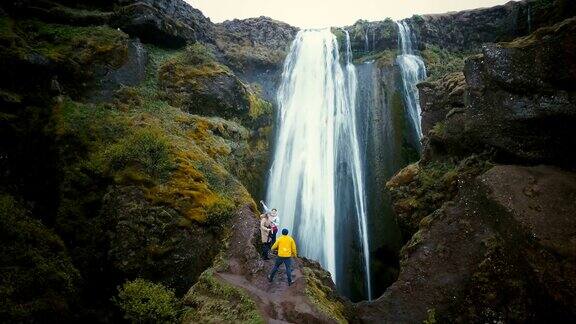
[203,205,345,323]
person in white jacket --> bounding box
[261,200,279,242]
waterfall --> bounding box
[344,30,372,301]
[266,29,372,300]
[396,21,426,139]
[364,30,369,52]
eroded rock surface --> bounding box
[184,205,353,323]
[427,17,576,167]
[360,165,576,323]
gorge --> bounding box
[1,0,575,323]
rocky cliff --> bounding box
[366,15,576,323]
[1,0,576,323]
[0,0,294,321]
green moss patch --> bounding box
[421,44,473,81]
[183,270,263,324]
[354,49,396,67]
[114,278,181,323]
[302,267,348,323]
[388,155,494,238]
[16,19,128,66]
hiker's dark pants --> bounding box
[261,242,271,259]
[269,257,292,283]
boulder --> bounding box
[358,165,576,323]
[158,50,251,120]
[417,72,466,135]
[87,38,148,102]
[426,17,576,167]
[103,185,221,295]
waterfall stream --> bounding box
[266,29,372,300]
[396,21,427,139]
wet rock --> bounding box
[423,17,576,167]
[406,0,576,52]
[417,72,466,135]
[359,165,576,323]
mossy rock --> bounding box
[302,266,349,323]
[182,269,264,324]
[0,194,80,322]
[387,155,494,239]
[421,44,473,81]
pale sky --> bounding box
[187,0,518,28]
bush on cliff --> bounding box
[0,194,80,322]
[114,278,181,323]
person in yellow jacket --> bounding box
[268,228,297,286]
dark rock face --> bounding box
[111,3,193,47]
[417,72,465,135]
[434,17,576,167]
[377,12,576,324]
[160,63,250,119]
[407,0,576,52]
[87,38,148,101]
[156,43,260,122]
[214,16,298,102]
[344,19,398,57]
[216,16,298,70]
[359,165,576,323]
[115,0,215,45]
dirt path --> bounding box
[211,205,338,323]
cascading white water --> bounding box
[266,29,372,300]
[344,30,373,301]
[396,21,427,138]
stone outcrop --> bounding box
[428,17,576,167]
[114,0,215,45]
[183,205,353,323]
[407,0,576,52]
[214,16,298,101]
[417,72,466,135]
[374,14,576,324]
[359,165,576,323]
[4,0,215,47]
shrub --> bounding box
[0,194,80,322]
[421,44,472,81]
[101,127,174,180]
[205,197,236,226]
[114,278,181,323]
[183,43,216,65]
